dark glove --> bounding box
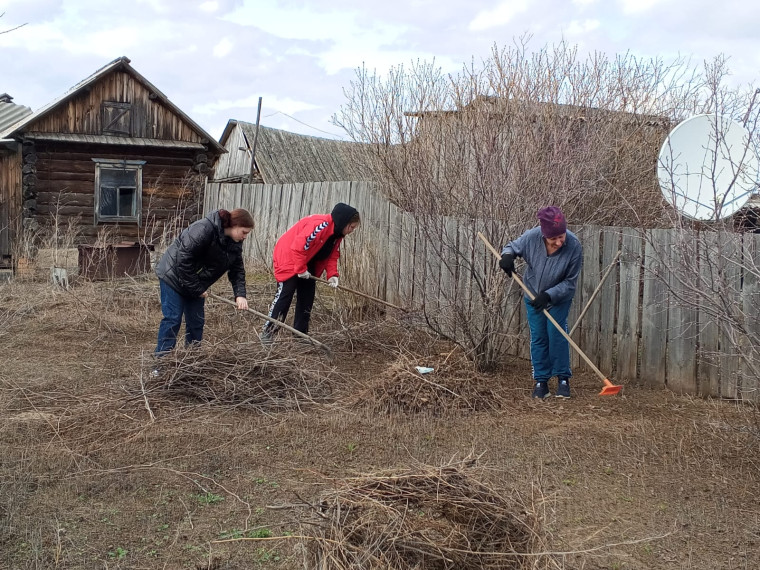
[499,253,515,276]
[530,291,551,311]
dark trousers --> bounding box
[264,276,316,335]
[155,279,205,355]
[525,297,572,382]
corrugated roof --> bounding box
[221,121,373,183]
[24,132,206,149]
[0,57,224,153]
[0,96,32,134]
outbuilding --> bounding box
[0,56,225,270]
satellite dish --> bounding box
[657,113,759,221]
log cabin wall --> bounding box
[5,64,219,251]
[30,140,206,244]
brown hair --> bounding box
[219,208,254,229]
[349,212,361,224]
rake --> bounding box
[477,232,622,396]
[310,275,409,312]
[208,293,331,355]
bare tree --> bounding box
[644,59,760,398]
[336,37,760,375]
[0,12,26,34]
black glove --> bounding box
[530,291,551,311]
[499,253,515,276]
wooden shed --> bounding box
[212,120,372,184]
[0,56,225,269]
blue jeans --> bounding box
[155,279,205,355]
[525,297,572,382]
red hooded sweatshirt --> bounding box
[272,203,358,282]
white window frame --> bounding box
[92,158,145,225]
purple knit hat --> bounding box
[537,206,567,238]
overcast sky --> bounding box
[1,0,759,142]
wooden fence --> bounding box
[205,181,759,402]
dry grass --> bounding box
[1,276,759,569]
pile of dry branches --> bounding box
[144,342,334,412]
[353,352,508,415]
[304,459,551,570]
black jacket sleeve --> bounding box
[168,220,216,297]
[226,246,246,299]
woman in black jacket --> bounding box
[154,208,254,355]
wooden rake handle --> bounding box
[476,232,615,387]
[310,275,409,313]
[208,293,331,354]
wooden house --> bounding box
[212,120,371,184]
[0,94,33,266]
[0,56,225,269]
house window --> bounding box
[92,159,145,225]
[102,101,132,136]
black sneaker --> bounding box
[531,382,550,399]
[556,378,571,399]
[260,330,274,345]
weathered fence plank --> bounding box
[697,232,720,397]
[598,228,620,375]
[385,203,402,306]
[399,211,416,307]
[456,218,475,346]
[718,231,742,399]
[579,225,601,367]
[411,222,428,313]
[617,231,642,381]
[666,230,698,394]
[740,234,760,401]
[640,229,669,388]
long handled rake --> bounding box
[208,293,331,355]
[310,275,409,312]
[477,232,622,396]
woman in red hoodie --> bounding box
[262,203,360,342]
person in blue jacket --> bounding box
[499,206,582,399]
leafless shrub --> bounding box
[638,60,760,400]
[336,37,760,374]
[336,37,703,227]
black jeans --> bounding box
[263,275,316,335]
